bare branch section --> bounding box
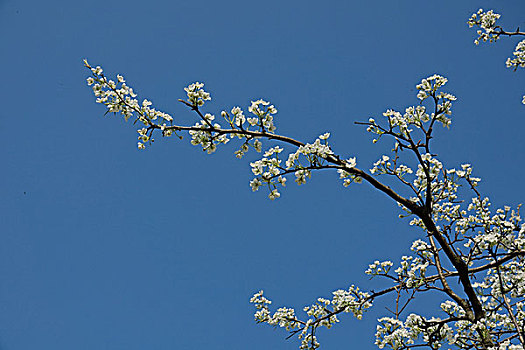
[84,9,525,347]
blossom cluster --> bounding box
[188,113,230,154]
[506,39,525,70]
[184,82,210,107]
[247,99,278,132]
[366,75,455,150]
[249,146,287,199]
[189,100,278,156]
[375,314,454,349]
[468,9,501,45]
[336,157,360,187]
[413,154,443,191]
[365,260,394,276]
[249,133,357,199]
[250,287,372,349]
[84,59,175,150]
[468,10,525,105]
[370,155,412,178]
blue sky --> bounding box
[1,0,524,349]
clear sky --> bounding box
[1,0,524,349]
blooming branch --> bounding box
[85,54,525,349]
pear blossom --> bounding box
[85,11,525,346]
